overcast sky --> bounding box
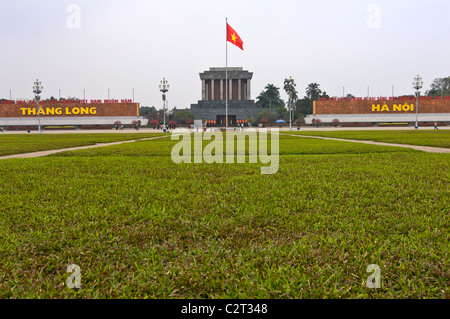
[1,0,449,110]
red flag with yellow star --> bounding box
[227,23,244,50]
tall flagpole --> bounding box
[225,17,228,129]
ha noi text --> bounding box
[372,103,415,112]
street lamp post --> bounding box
[413,75,423,130]
[33,79,43,134]
[159,78,169,131]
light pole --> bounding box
[159,78,169,131]
[33,79,43,134]
[413,75,423,130]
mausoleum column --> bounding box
[229,79,233,101]
[238,79,242,101]
[220,79,224,100]
[211,79,215,100]
[202,80,206,100]
[247,79,251,100]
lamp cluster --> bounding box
[413,75,423,91]
[413,75,423,130]
[33,79,43,97]
[33,79,43,134]
[159,78,169,97]
[159,78,169,130]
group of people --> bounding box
[160,124,175,131]
[113,124,140,131]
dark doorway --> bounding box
[217,115,237,126]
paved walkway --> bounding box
[0,135,169,160]
[281,133,450,153]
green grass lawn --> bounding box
[288,130,450,148]
[0,134,448,298]
[50,134,418,158]
[0,133,168,156]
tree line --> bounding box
[255,80,329,123]
[255,75,450,122]
[136,75,450,125]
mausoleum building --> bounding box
[190,67,262,125]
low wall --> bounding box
[0,117,148,127]
[313,98,450,115]
[0,102,140,118]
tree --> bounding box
[173,110,195,124]
[295,97,313,116]
[168,120,177,129]
[43,96,58,103]
[276,105,288,120]
[140,106,157,117]
[295,84,329,117]
[59,97,79,102]
[426,76,450,97]
[294,117,305,124]
[266,84,280,109]
[156,109,166,123]
[147,112,158,121]
[306,83,322,101]
[284,77,298,121]
[284,77,298,102]
[256,84,284,109]
[150,120,159,129]
[257,109,278,123]
[321,91,330,99]
[257,83,287,120]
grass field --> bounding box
[288,130,450,148]
[0,133,168,156]
[0,133,448,299]
[49,134,419,158]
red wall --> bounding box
[0,103,139,118]
[314,99,450,115]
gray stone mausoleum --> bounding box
[189,67,262,125]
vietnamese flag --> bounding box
[227,23,244,50]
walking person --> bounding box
[434,121,439,130]
[0,126,4,132]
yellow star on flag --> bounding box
[231,33,237,43]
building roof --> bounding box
[200,67,253,80]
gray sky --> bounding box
[1,0,449,110]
